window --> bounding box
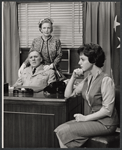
[18,2,83,48]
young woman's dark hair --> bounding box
[77,43,106,68]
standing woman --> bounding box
[54,43,119,148]
[18,18,62,77]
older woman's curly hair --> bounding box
[77,43,106,68]
[38,18,53,33]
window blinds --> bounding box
[18,2,83,48]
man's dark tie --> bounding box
[32,68,36,74]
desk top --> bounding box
[4,90,65,102]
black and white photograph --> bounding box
[2,1,120,148]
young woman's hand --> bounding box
[74,114,86,122]
[18,63,26,77]
[72,68,83,79]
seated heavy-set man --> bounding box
[13,49,56,92]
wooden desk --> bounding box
[4,91,82,148]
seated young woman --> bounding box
[13,49,56,92]
[54,43,119,148]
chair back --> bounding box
[115,86,120,127]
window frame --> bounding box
[17,1,84,48]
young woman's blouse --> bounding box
[74,71,115,117]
